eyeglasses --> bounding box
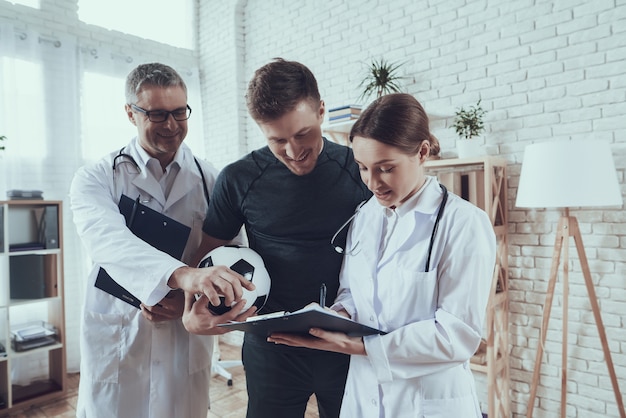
[130,103,192,122]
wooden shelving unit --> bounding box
[424,156,510,418]
[322,119,355,146]
[0,200,66,415]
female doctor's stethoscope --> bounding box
[330,183,448,273]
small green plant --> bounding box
[358,58,405,102]
[0,135,6,151]
[451,100,486,140]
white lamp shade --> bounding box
[516,140,623,208]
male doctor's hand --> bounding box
[141,289,185,322]
[167,265,255,308]
[182,293,257,335]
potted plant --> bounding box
[358,58,405,102]
[451,100,487,158]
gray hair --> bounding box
[125,63,187,104]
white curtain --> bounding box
[0,20,82,382]
[0,22,80,198]
[0,20,204,375]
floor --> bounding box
[3,336,319,418]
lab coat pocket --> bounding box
[423,395,480,418]
[82,311,123,383]
[383,268,438,328]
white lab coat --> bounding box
[69,138,217,418]
[335,176,496,418]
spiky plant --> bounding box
[358,58,404,102]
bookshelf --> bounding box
[0,200,66,414]
[424,156,510,418]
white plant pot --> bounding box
[457,138,485,158]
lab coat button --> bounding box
[369,316,374,322]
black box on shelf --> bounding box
[32,206,59,250]
[9,255,46,299]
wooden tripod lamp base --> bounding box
[526,211,625,418]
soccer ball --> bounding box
[197,245,271,315]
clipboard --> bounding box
[94,195,191,308]
[218,303,386,337]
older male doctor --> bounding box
[70,63,253,418]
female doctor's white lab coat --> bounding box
[69,138,217,418]
[335,177,496,418]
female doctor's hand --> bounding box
[268,328,366,356]
[268,308,367,355]
[182,292,257,335]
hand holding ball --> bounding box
[197,245,270,315]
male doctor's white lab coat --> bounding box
[69,138,217,418]
[335,177,496,418]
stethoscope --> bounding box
[330,183,448,273]
[113,147,211,206]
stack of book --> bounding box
[328,104,362,124]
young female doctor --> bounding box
[269,93,496,417]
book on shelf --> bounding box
[218,302,386,337]
[328,104,362,113]
[328,104,362,124]
[329,113,360,123]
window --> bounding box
[78,0,194,49]
[81,71,135,161]
[0,57,46,159]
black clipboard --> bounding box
[94,195,191,308]
[218,303,386,337]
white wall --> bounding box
[198,1,626,417]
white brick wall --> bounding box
[198,1,626,417]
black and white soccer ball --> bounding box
[197,245,271,315]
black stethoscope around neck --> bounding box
[112,147,211,206]
[330,183,448,273]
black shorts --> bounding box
[242,333,350,418]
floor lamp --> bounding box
[516,140,625,418]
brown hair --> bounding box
[246,58,321,123]
[349,93,440,157]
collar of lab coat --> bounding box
[127,138,202,211]
[359,176,445,268]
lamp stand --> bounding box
[526,210,625,418]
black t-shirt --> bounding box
[203,138,371,313]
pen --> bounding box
[319,283,327,307]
